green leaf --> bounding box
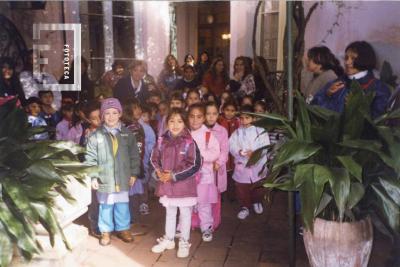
[272,141,322,171]
[329,168,350,221]
[26,160,64,182]
[295,92,312,141]
[246,145,268,167]
[379,177,400,205]
[347,182,365,210]
[315,193,332,216]
[0,224,13,267]
[293,164,314,187]
[372,185,400,232]
[337,155,362,182]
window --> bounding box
[261,1,279,71]
[79,1,134,81]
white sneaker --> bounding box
[202,229,213,242]
[237,207,250,220]
[177,239,191,258]
[253,203,264,214]
[151,236,175,253]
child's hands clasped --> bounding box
[156,169,172,183]
[213,162,220,171]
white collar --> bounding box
[130,77,142,92]
[348,70,368,80]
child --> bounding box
[217,100,240,201]
[158,101,169,119]
[241,95,254,107]
[229,105,270,220]
[81,101,101,146]
[26,97,48,140]
[82,101,102,237]
[56,104,74,140]
[158,92,185,137]
[150,108,201,258]
[188,103,220,242]
[254,100,267,113]
[85,98,140,246]
[147,90,162,106]
[122,99,146,221]
[185,88,201,108]
[139,104,157,215]
[66,102,85,144]
[38,90,61,138]
[204,101,229,229]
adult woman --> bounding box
[114,59,150,104]
[302,46,344,103]
[312,41,390,118]
[0,57,26,105]
[227,56,256,100]
[195,51,211,83]
[158,54,182,93]
[202,57,229,98]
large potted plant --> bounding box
[249,82,400,267]
[0,98,94,267]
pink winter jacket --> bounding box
[191,125,220,184]
[208,123,229,192]
[229,125,270,184]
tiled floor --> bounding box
[75,191,392,267]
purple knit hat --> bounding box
[100,98,122,117]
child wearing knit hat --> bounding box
[85,97,141,246]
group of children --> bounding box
[24,87,272,259]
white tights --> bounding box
[165,205,192,241]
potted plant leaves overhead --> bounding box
[0,98,94,267]
[248,82,400,267]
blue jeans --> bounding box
[98,202,131,233]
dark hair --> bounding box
[254,100,267,112]
[184,54,195,64]
[188,102,206,116]
[71,102,86,127]
[208,57,229,83]
[345,41,376,71]
[148,90,162,99]
[166,108,188,127]
[234,56,253,78]
[163,54,182,75]
[183,64,196,72]
[205,101,219,111]
[26,96,42,106]
[141,104,152,115]
[170,91,184,102]
[0,57,16,70]
[61,103,74,113]
[147,102,159,113]
[222,99,238,111]
[112,60,125,70]
[186,88,200,99]
[307,46,344,76]
[38,90,54,98]
[121,98,141,124]
[198,51,210,64]
[129,59,145,71]
[240,104,255,114]
[83,101,100,118]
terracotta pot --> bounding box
[303,217,373,267]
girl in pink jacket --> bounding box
[205,101,229,228]
[188,103,220,242]
[229,105,270,220]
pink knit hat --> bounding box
[100,98,122,117]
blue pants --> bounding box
[98,202,131,233]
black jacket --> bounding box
[113,76,150,104]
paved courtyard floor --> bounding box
[75,191,392,267]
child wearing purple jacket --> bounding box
[150,108,201,258]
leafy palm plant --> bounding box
[0,98,93,267]
[249,81,400,238]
